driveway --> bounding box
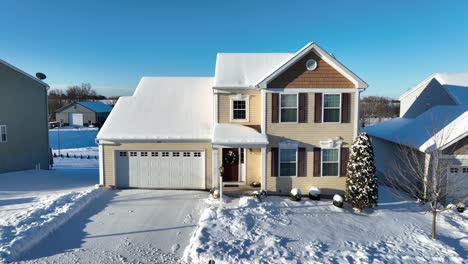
[16,189,208,264]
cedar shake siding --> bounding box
[101,143,213,189]
[267,50,355,88]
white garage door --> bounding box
[115,150,205,189]
[447,166,468,202]
[69,113,83,126]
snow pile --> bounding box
[333,194,343,202]
[309,187,320,196]
[0,186,106,262]
[184,187,466,263]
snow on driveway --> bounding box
[184,187,467,264]
[16,189,208,263]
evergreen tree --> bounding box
[345,132,378,210]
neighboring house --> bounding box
[55,101,112,127]
[0,59,50,173]
[97,42,368,195]
[365,73,468,202]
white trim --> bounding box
[319,139,343,149]
[322,93,342,123]
[321,147,340,177]
[261,147,266,190]
[255,42,368,89]
[279,93,299,123]
[0,125,7,143]
[229,94,250,122]
[214,92,219,124]
[99,144,104,185]
[278,142,298,177]
[267,88,357,93]
[354,89,363,137]
[261,89,266,134]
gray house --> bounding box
[0,59,50,173]
[55,101,112,127]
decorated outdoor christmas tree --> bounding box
[345,132,378,210]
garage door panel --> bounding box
[116,150,205,189]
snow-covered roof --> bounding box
[97,77,214,141]
[212,124,268,146]
[364,105,468,152]
[78,101,112,113]
[400,73,468,105]
[214,53,293,88]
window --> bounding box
[151,152,158,157]
[194,152,201,157]
[130,152,137,157]
[119,152,127,157]
[230,95,249,122]
[183,152,191,157]
[463,167,468,174]
[450,167,459,174]
[323,94,341,122]
[140,152,148,157]
[279,148,297,176]
[173,152,180,157]
[322,148,339,176]
[280,94,298,122]
[0,125,7,143]
[162,152,169,157]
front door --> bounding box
[222,148,239,182]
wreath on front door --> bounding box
[224,150,237,165]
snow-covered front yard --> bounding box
[184,187,467,264]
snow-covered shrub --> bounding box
[345,132,378,211]
[308,187,321,200]
[250,181,261,188]
[210,188,220,199]
[333,194,343,208]
[252,190,267,199]
[457,202,465,213]
[66,153,70,158]
[290,188,302,201]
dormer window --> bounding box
[230,95,249,122]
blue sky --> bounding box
[1,0,468,98]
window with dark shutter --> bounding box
[271,147,278,176]
[313,147,321,176]
[298,147,306,176]
[314,93,322,123]
[299,93,308,123]
[340,148,350,176]
[272,93,279,123]
[341,93,351,123]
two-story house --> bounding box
[96,42,368,195]
[0,59,50,173]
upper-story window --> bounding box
[230,95,249,122]
[323,94,341,122]
[280,94,298,123]
[0,125,7,143]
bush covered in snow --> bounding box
[210,188,220,199]
[290,188,302,201]
[252,190,267,199]
[456,203,465,213]
[333,194,344,208]
[250,181,261,188]
[308,187,321,200]
[345,132,378,211]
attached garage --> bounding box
[115,150,205,189]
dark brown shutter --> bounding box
[341,93,351,123]
[298,93,308,123]
[272,93,279,123]
[340,148,350,177]
[313,147,321,177]
[271,147,278,177]
[314,93,322,123]
[298,147,306,176]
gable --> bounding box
[267,50,355,89]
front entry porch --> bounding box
[211,124,268,193]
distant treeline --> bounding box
[360,96,400,127]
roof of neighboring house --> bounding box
[364,105,468,152]
[0,59,49,88]
[97,77,214,141]
[400,73,468,105]
[214,42,368,89]
[77,101,113,113]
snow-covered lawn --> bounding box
[184,187,467,264]
[0,160,101,262]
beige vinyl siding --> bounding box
[265,92,356,194]
[246,148,261,184]
[218,92,261,126]
[102,142,212,189]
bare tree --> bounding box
[385,112,467,240]
[48,88,67,121]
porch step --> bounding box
[222,186,261,197]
